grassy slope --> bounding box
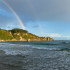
[10,28,40,40]
[0,29,13,40]
[0,28,54,41]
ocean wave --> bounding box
[60,48,70,51]
[0,41,70,55]
[0,43,32,55]
[31,46,60,51]
[3,49,29,55]
[61,42,70,44]
[31,46,70,51]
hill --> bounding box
[0,28,54,41]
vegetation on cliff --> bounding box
[0,29,13,40]
[0,28,54,41]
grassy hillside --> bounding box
[0,28,54,41]
[0,29,13,40]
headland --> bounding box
[0,28,54,42]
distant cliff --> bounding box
[0,28,54,41]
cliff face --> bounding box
[0,29,54,41]
[46,37,54,41]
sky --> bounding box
[0,0,70,40]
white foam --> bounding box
[0,43,32,55]
[31,46,59,51]
[4,49,30,55]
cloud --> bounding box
[46,33,70,40]
[3,0,70,22]
[46,33,62,38]
[0,2,24,29]
[0,0,70,29]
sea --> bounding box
[0,41,70,70]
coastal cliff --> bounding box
[0,28,54,41]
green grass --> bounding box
[0,28,54,41]
[0,29,13,40]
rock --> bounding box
[46,37,54,41]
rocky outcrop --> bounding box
[46,37,54,41]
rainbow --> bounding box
[1,0,26,30]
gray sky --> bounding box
[2,0,70,22]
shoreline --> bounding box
[0,40,54,42]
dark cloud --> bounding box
[4,0,70,22]
[0,0,70,30]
